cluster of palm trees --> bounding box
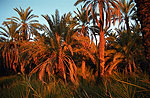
[0,0,149,84]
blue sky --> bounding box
[0,0,78,25]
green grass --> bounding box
[0,71,149,98]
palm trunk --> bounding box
[58,48,66,82]
[99,29,105,76]
[81,57,86,79]
[125,66,128,74]
[81,25,86,79]
[22,24,27,41]
[135,0,150,67]
[133,60,137,72]
[125,15,130,34]
[107,60,122,75]
[128,60,132,73]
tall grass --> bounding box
[0,74,74,98]
[0,71,149,98]
[104,71,150,98]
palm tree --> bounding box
[134,0,150,69]
[21,10,78,84]
[7,7,41,41]
[117,0,136,33]
[75,0,121,76]
[74,7,99,45]
[105,25,143,75]
[0,21,20,72]
[74,7,89,36]
[73,7,98,78]
[0,7,42,74]
[72,32,97,79]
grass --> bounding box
[0,71,149,98]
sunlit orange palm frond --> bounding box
[20,10,79,85]
[72,32,97,64]
[75,0,121,76]
[105,27,144,75]
[0,21,20,72]
[20,34,78,84]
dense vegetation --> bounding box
[0,0,149,97]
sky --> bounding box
[0,0,78,25]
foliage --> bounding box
[0,0,149,97]
[105,23,144,74]
[0,21,20,72]
[20,10,79,85]
[0,71,149,98]
[116,0,136,31]
[75,0,121,76]
[6,7,41,41]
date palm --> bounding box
[0,21,20,71]
[74,7,89,36]
[74,7,99,45]
[21,10,78,84]
[7,7,41,41]
[72,32,97,79]
[73,8,98,78]
[75,0,121,76]
[105,26,143,74]
[135,0,150,68]
[117,0,136,33]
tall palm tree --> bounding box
[134,0,150,68]
[1,7,42,74]
[21,10,78,84]
[7,7,41,41]
[117,0,136,33]
[74,7,89,36]
[74,7,99,45]
[73,7,98,78]
[75,0,121,76]
[0,21,20,72]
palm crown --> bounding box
[7,7,41,41]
